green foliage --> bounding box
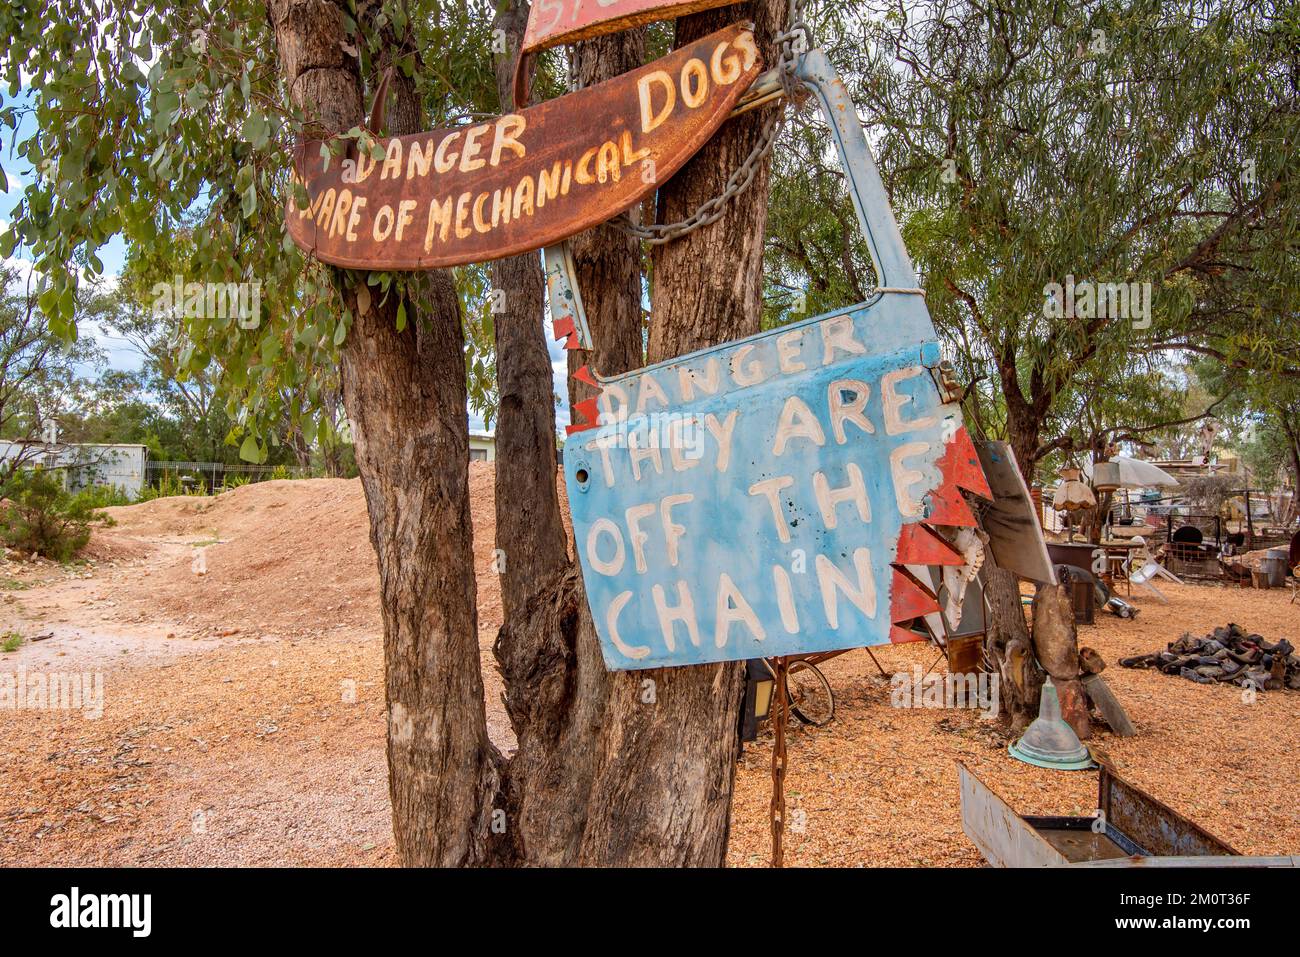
[137,471,201,502]
[1194,357,1300,497]
[0,469,111,561]
[1179,473,1241,517]
[3,0,1295,498]
[220,473,252,492]
[765,0,1299,481]
[0,266,103,460]
[1,633,22,653]
[458,265,500,428]
[72,484,131,510]
[0,0,558,458]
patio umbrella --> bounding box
[1084,455,1180,489]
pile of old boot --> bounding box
[1119,623,1299,692]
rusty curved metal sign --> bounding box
[523,0,743,53]
[285,23,761,270]
[513,0,746,106]
[551,51,994,671]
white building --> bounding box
[0,441,150,499]
[469,432,496,462]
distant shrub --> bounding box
[0,469,112,561]
[220,473,252,492]
[73,484,132,508]
[138,471,201,501]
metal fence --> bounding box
[145,460,313,493]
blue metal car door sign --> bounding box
[553,50,991,670]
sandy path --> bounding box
[1,472,1296,866]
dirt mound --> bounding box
[102,478,355,540]
[89,464,509,640]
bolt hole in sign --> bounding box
[563,51,991,670]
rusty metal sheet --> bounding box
[523,0,743,53]
[285,23,761,270]
[960,761,1282,867]
[946,634,984,675]
[1099,766,1240,858]
[958,763,1068,867]
[974,440,1057,584]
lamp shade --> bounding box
[1092,461,1122,493]
[1052,480,1096,512]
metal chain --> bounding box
[769,656,790,868]
[614,0,810,244]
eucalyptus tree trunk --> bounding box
[269,0,502,866]
[486,1,622,867]
[983,558,1042,732]
[487,1,569,628]
[275,0,787,866]
[572,0,787,866]
[490,0,786,866]
[566,30,648,392]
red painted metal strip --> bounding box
[890,568,940,622]
[566,397,601,435]
[924,481,977,527]
[552,315,579,348]
[895,521,965,566]
[938,426,993,500]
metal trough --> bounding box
[958,762,1298,867]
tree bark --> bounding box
[493,0,784,866]
[488,0,569,624]
[270,0,501,865]
[277,0,787,867]
[571,0,786,866]
[487,0,617,867]
[982,556,1042,732]
[566,29,648,406]
[341,269,503,865]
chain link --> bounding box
[614,0,810,244]
[769,656,790,868]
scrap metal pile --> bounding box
[1120,623,1299,692]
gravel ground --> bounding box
[1,472,1295,866]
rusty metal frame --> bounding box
[958,762,1295,867]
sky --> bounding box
[0,89,579,436]
[1,91,141,373]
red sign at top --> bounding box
[522,0,744,54]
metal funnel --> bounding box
[1009,678,1093,770]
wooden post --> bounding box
[1244,488,1255,549]
[1031,583,1089,739]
